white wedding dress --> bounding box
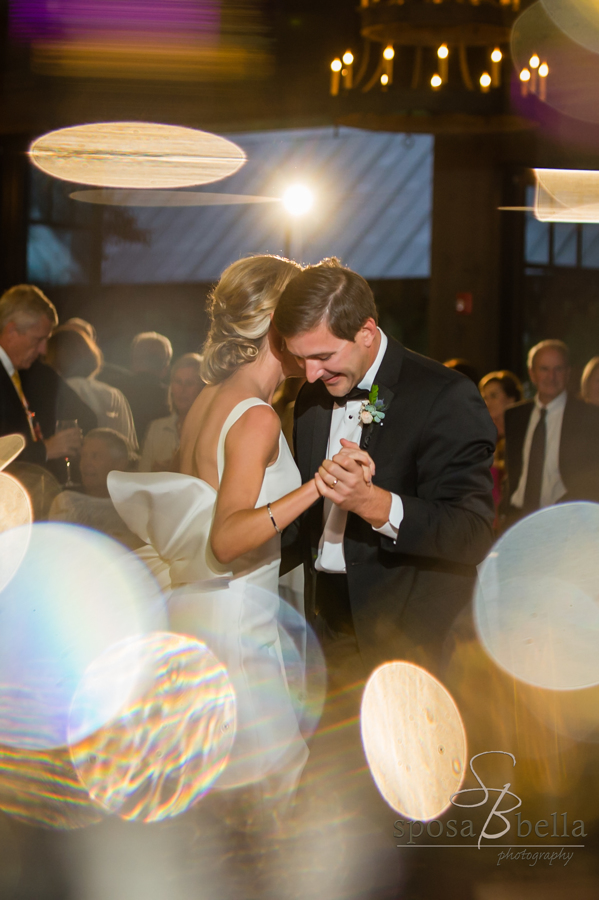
[108,398,308,801]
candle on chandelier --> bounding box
[437,44,449,83]
[519,67,531,97]
[490,47,502,87]
[538,61,548,101]
[431,74,442,90]
[342,50,354,89]
[330,58,342,96]
[480,72,491,93]
[529,54,540,93]
[383,45,394,84]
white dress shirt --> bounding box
[315,329,403,573]
[139,413,179,472]
[510,390,568,509]
[0,345,15,378]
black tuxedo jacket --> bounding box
[504,395,599,510]
[0,360,97,471]
[0,361,47,465]
[287,337,496,671]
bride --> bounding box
[109,254,372,809]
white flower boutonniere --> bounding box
[359,385,387,427]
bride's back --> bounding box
[179,382,259,487]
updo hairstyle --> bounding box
[201,255,301,385]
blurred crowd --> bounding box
[2,282,599,548]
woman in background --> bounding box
[581,356,599,406]
[139,353,203,472]
[45,327,138,451]
[479,370,523,524]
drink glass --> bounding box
[55,419,79,488]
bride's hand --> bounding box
[336,439,375,485]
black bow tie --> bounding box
[337,386,370,405]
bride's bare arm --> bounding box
[211,405,319,565]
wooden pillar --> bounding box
[0,135,31,292]
[428,134,503,377]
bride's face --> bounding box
[268,323,304,378]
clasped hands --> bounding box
[314,438,391,529]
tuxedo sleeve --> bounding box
[379,377,496,566]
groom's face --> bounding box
[285,318,378,398]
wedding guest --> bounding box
[580,356,599,406]
[63,317,97,342]
[505,339,599,524]
[139,353,204,472]
[45,327,138,450]
[444,357,479,384]
[479,370,522,520]
[49,428,140,548]
[0,284,83,467]
[102,332,172,443]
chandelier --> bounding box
[328,0,537,133]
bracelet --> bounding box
[267,503,281,534]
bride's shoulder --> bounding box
[226,400,280,441]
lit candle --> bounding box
[431,74,442,90]
[529,54,540,93]
[342,50,354,89]
[437,44,449,83]
[519,67,530,97]
[480,72,491,93]
[490,47,502,87]
[383,45,394,85]
[538,61,549,102]
[381,73,389,90]
[330,58,342,96]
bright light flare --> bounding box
[383,45,395,60]
[29,122,246,189]
[539,62,549,77]
[520,67,531,81]
[534,167,599,222]
[480,72,492,88]
[361,661,466,820]
[70,633,236,823]
[491,47,502,63]
[431,74,442,88]
[380,73,389,85]
[282,184,314,216]
[0,435,25,472]
[331,58,342,72]
[437,44,449,59]
[342,50,354,65]
[529,54,540,68]
[0,523,166,750]
[475,503,599,689]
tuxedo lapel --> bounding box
[359,339,403,456]
[360,383,395,454]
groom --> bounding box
[275,259,496,674]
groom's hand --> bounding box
[315,452,391,529]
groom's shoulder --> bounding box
[393,341,473,396]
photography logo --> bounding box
[394,751,586,866]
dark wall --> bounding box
[43,283,211,366]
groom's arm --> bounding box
[382,377,496,566]
[320,378,496,567]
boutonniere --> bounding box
[359,385,387,426]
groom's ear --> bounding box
[359,318,379,347]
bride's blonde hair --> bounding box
[201,255,302,385]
